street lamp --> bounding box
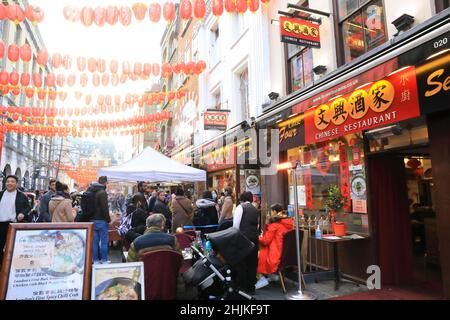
[276,161,316,300]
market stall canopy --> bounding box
[97,147,206,183]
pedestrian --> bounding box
[171,188,194,232]
[117,193,126,215]
[34,189,42,200]
[49,182,76,223]
[90,176,111,264]
[26,199,48,223]
[39,178,57,220]
[219,187,234,223]
[255,204,294,289]
[127,214,180,262]
[152,191,172,232]
[194,190,219,235]
[133,181,148,212]
[233,191,260,295]
[148,191,158,213]
[0,175,31,267]
[124,195,150,243]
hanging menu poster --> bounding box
[5,229,87,300]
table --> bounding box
[310,234,367,291]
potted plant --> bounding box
[324,185,348,236]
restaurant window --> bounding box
[435,0,450,13]
[339,0,387,63]
[238,69,249,120]
[287,44,313,93]
[210,25,220,66]
[287,133,369,235]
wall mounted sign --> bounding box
[280,16,321,49]
[203,110,230,130]
[0,223,94,300]
[304,66,421,144]
[277,114,305,151]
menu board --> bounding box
[91,262,144,300]
[0,223,93,300]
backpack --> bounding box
[78,189,97,222]
[116,211,134,237]
[193,207,207,226]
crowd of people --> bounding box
[0,174,295,297]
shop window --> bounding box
[239,69,249,120]
[287,45,313,93]
[435,0,450,13]
[340,0,387,63]
[287,133,369,234]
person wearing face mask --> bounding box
[0,175,31,267]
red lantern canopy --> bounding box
[45,73,56,87]
[88,57,97,72]
[20,73,31,86]
[92,73,100,87]
[163,2,175,22]
[20,44,32,63]
[152,63,160,77]
[77,56,86,71]
[93,6,106,27]
[98,59,106,73]
[249,0,259,13]
[52,53,62,69]
[67,74,76,87]
[105,6,119,25]
[180,0,192,20]
[149,3,161,23]
[80,7,94,27]
[7,4,25,24]
[224,0,237,13]
[8,44,19,62]
[119,6,132,26]
[63,6,80,22]
[25,5,44,24]
[37,50,48,66]
[9,71,19,86]
[32,73,43,87]
[194,0,206,19]
[102,73,109,86]
[237,0,248,14]
[132,3,147,21]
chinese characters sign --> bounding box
[305,66,420,144]
[280,16,321,49]
[5,229,87,300]
[204,110,229,131]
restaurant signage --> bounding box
[0,223,94,300]
[204,110,230,130]
[304,66,421,144]
[277,114,305,151]
[415,51,450,115]
[279,16,321,49]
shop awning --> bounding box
[97,147,206,183]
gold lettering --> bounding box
[425,69,445,97]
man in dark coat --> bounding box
[133,181,148,212]
[152,191,172,232]
[194,191,219,235]
[0,175,31,268]
[91,176,111,264]
[38,178,56,221]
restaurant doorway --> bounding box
[368,146,443,296]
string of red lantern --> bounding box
[0,4,44,24]
[63,1,268,25]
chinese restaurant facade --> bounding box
[258,12,450,298]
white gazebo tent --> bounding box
[97,147,206,183]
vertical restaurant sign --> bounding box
[415,51,450,115]
[279,16,321,49]
[339,145,351,212]
[204,110,230,130]
[303,167,313,209]
[277,114,305,151]
[304,66,421,144]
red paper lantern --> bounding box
[106,95,112,105]
[52,53,62,68]
[98,59,106,73]
[122,61,131,75]
[0,40,4,59]
[94,6,106,27]
[149,3,161,23]
[45,73,56,87]
[143,63,152,76]
[152,63,160,77]
[48,90,57,101]
[25,5,44,24]
[92,73,100,87]
[85,94,92,105]
[132,3,147,21]
[62,55,72,69]
[180,0,192,20]
[77,56,86,71]
[249,0,259,13]
[212,0,224,16]
[119,6,132,26]
[106,6,119,25]
[67,74,76,87]
[20,73,31,86]
[37,89,46,100]
[261,0,270,6]
[80,7,94,27]
[63,6,80,22]
[80,73,88,87]
[32,73,42,87]
[0,4,7,20]
[88,57,97,72]
[9,71,19,85]
[237,0,248,14]
[224,0,237,13]
[161,63,172,78]
[59,92,67,101]
[110,59,119,73]
[163,2,175,22]
[133,62,142,76]
[7,4,25,24]
[111,74,119,86]
[25,87,35,98]
[20,44,32,63]
[102,73,109,86]
[37,50,48,66]
[12,87,20,96]
[194,0,206,19]
[56,74,65,87]
[8,44,19,62]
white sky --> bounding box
[33,0,167,154]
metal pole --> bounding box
[286,162,316,300]
[55,137,64,180]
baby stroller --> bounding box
[183,227,255,300]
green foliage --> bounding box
[324,185,348,213]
